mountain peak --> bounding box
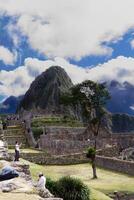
[18,66,73,114]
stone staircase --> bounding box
[3,124,28,149]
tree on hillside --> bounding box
[61,80,110,179]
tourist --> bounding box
[35,172,54,198]
[37,172,46,190]
[14,141,22,161]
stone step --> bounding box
[4,135,26,138]
[4,129,25,135]
[7,125,22,129]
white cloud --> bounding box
[86,56,134,85]
[0,46,16,65]
[0,57,87,97]
[130,40,134,49]
[0,55,134,98]
[1,0,134,59]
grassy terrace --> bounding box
[21,159,134,200]
[31,116,84,127]
[8,148,42,154]
[31,116,84,139]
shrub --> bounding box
[86,147,96,159]
[56,176,90,200]
[32,127,43,140]
[46,177,58,196]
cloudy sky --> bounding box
[0,0,134,100]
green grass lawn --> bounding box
[21,159,134,200]
[8,148,42,154]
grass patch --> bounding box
[20,159,134,200]
[8,148,42,154]
[31,116,83,128]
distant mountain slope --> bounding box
[0,95,23,114]
[106,80,134,115]
[18,66,75,115]
[112,113,134,133]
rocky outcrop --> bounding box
[0,160,63,200]
[0,140,8,160]
[120,147,134,161]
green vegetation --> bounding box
[32,127,43,140]
[21,160,134,200]
[46,176,90,200]
[8,148,42,154]
[31,116,83,128]
[86,147,96,159]
[61,80,110,178]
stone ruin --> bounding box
[38,124,113,155]
[120,147,134,161]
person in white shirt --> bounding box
[35,172,54,198]
[14,141,21,161]
[37,172,46,190]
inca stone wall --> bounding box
[9,151,134,176]
[39,126,134,155]
[111,134,134,149]
[97,145,121,157]
[96,155,134,176]
[39,126,91,155]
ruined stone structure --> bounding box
[39,126,91,155]
[38,124,134,156]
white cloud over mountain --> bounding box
[0,46,16,65]
[0,1,134,98]
[0,56,134,97]
[0,0,134,59]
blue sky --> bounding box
[1,15,134,70]
[0,0,134,99]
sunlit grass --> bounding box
[21,159,134,200]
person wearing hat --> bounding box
[37,172,46,190]
[35,172,54,198]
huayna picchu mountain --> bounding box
[18,66,74,115]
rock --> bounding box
[120,147,134,161]
[38,188,54,198]
[1,182,17,192]
[0,140,8,160]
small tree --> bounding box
[86,147,96,178]
[61,80,110,179]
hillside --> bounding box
[107,80,134,115]
[18,66,77,116]
[0,95,23,114]
[112,113,134,133]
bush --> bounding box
[57,176,90,200]
[46,177,58,196]
[32,127,43,140]
[46,176,90,200]
[86,147,96,159]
